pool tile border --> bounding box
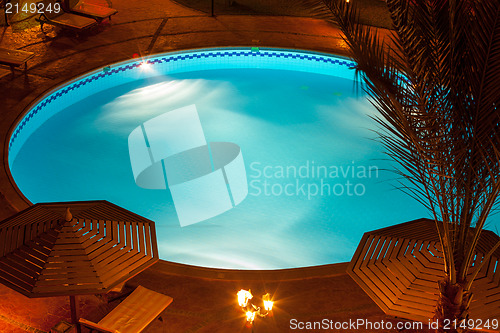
[8,48,355,161]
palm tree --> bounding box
[322,0,500,331]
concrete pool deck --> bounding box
[0,1,424,332]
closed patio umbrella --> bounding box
[348,218,500,323]
[0,200,159,331]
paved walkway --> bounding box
[0,1,421,332]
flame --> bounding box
[263,300,274,311]
[262,293,273,311]
[237,289,253,307]
[246,310,256,323]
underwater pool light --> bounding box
[139,61,152,71]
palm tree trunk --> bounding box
[434,279,472,333]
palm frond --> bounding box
[324,0,500,288]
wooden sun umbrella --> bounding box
[0,200,159,331]
[348,218,500,323]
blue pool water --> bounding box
[10,48,486,269]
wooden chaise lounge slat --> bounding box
[38,12,96,30]
[70,1,117,21]
[79,285,173,333]
[35,10,97,34]
[0,47,34,74]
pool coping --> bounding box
[0,10,395,278]
[149,260,349,281]
[2,46,356,212]
[7,46,358,165]
[6,46,361,273]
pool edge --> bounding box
[2,45,358,272]
[149,260,349,281]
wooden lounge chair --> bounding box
[0,47,34,74]
[35,9,97,34]
[79,286,173,333]
[63,0,117,23]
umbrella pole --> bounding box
[69,295,81,333]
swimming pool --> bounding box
[9,47,436,269]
